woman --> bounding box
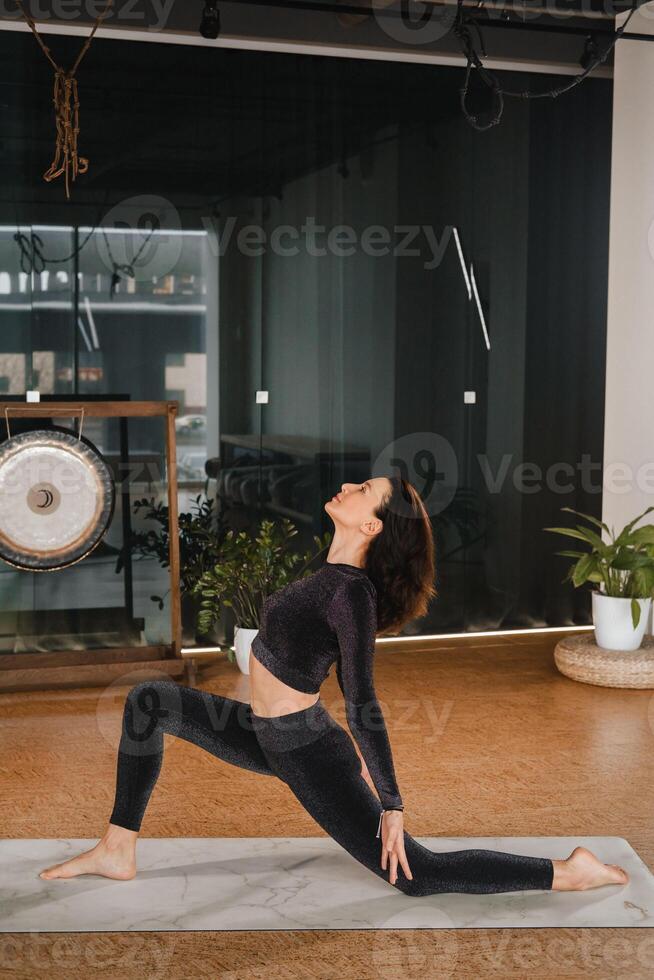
[40,476,629,893]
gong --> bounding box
[0,425,115,571]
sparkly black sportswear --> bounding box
[251,561,404,811]
[109,562,555,895]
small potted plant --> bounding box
[115,493,231,644]
[192,518,331,673]
[544,505,654,651]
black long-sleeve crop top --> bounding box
[250,561,403,811]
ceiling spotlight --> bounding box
[580,35,599,71]
[200,1,221,40]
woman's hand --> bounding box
[380,810,413,886]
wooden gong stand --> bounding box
[0,400,206,693]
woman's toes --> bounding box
[39,861,78,879]
[608,864,629,883]
[555,847,630,891]
[38,849,97,880]
[38,844,136,881]
[39,860,70,878]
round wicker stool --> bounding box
[554,632,654,689]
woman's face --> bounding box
[324,477,392,529]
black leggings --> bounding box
[109,680,554,897]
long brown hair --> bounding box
[364,476,437,635]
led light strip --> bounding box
[470,263,491,351]
[452,227,471,301]
[0,225,208,236]
[182,624,593,655]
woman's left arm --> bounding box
[329,576,403,810]
[328,577,413,884]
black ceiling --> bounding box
[2,0,646,40]
[1,32,472,212]
[0,0,629,226]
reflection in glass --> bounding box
[1,32,611,651]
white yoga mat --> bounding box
[3,836,652,931]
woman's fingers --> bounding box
[380,828,414,885]
[386,828,399,884]
[389,849,398,885]
[398,842,413,881]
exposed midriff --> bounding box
[248,646,319,717]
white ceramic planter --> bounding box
[233,626,259,674]
[592,591,652,651]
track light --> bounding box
[199,0,221,40]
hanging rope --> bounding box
[454,0,639,131]
[12,186,112,275]
[14,0,113,199]
[101,224,158,299]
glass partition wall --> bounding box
[0,31,611,656]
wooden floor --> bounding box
[2,631,653,979]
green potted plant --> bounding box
[544,504,654,651]
[115,494,231,643]
[192,517,331,673]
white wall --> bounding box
[604,5,654,542]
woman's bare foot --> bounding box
[551,846,629,891]
[39,823,138,881]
